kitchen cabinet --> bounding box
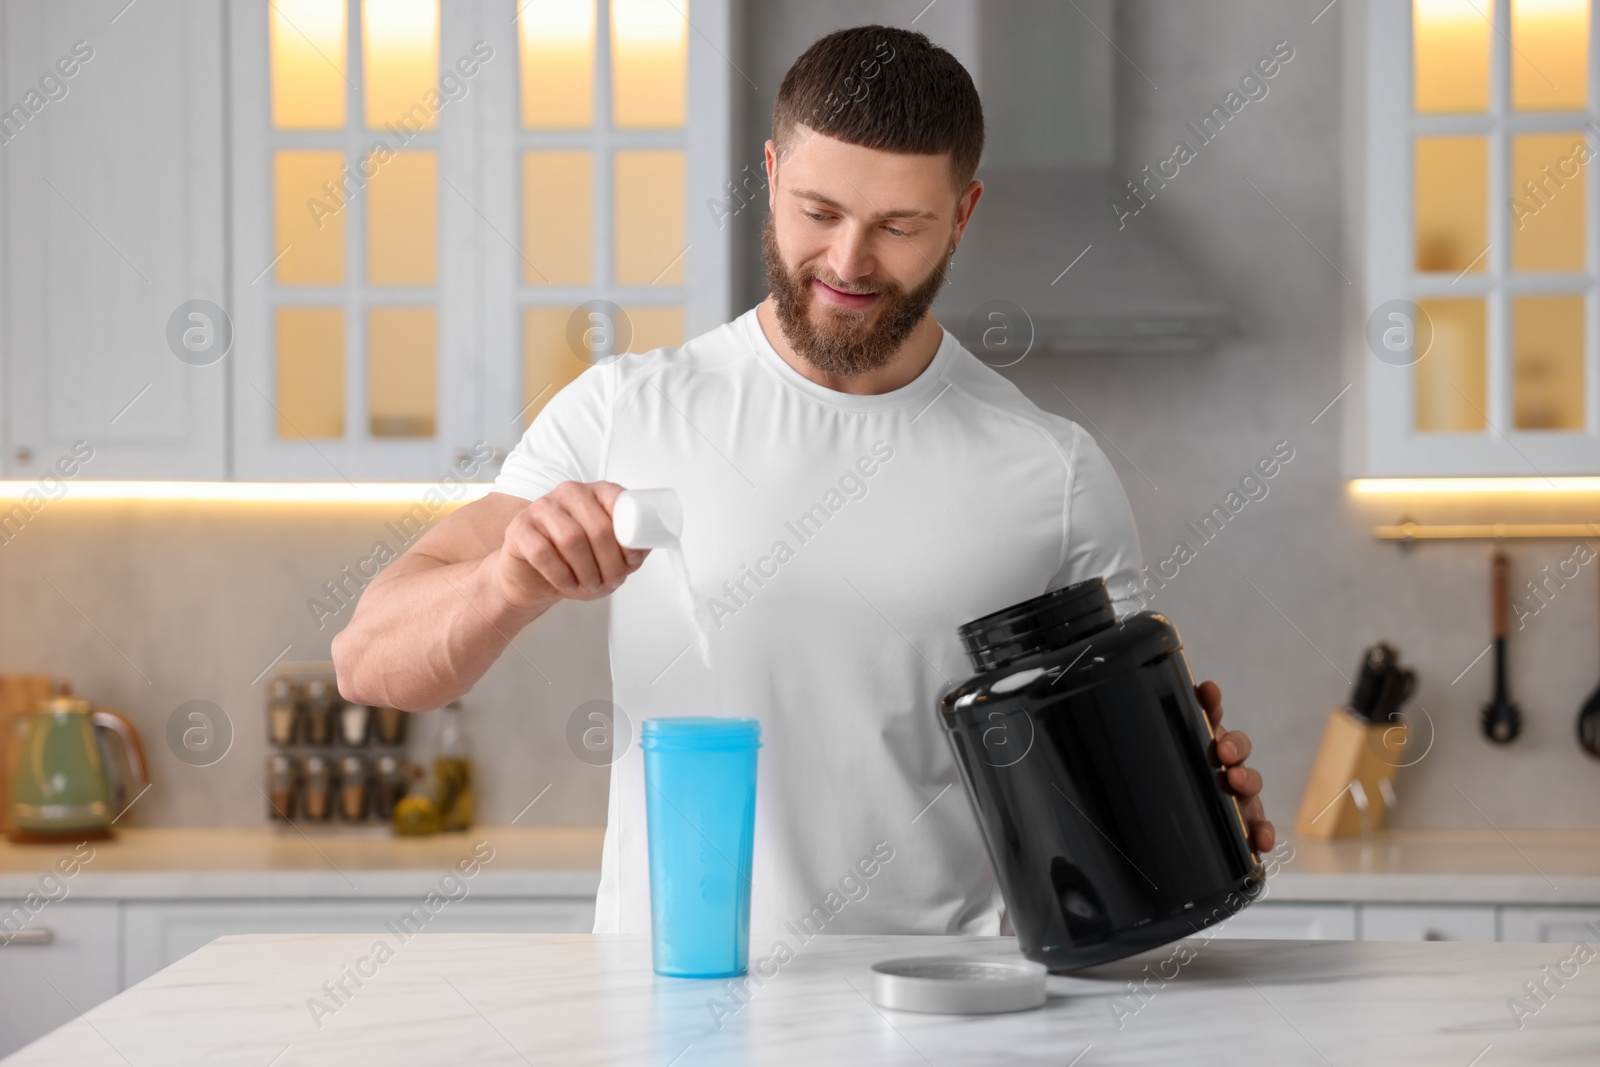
[1357,1,1600,476]
[3,0,732,483]
[1500,906,1600,944]
[121,897,594,988]
[0,901,119,1060]
[1,0,228,480]
[1360,904,1498,942]
[224,0,484,481]
[1207,902,1358,940]
[0,894,593,1057]
[223,0,732,480]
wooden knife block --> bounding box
[1293,707,1407,839]
[0,674,56,833]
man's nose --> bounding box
[826,224,876,285]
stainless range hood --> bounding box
[933,0,1239,354]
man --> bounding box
[334,25,1270,938]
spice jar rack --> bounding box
[264,662,418,827]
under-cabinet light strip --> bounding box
[7,478,1598,503]
[0,482,496,504]
[1351,478,1600,494]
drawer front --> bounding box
[0,901,120,1059]
[1499,907,1600,944]
[1361,904,1497,942]
[121,898,594,989]
[1205,902,1358,940]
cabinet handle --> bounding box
[12,446,32,465]
[1422,929,1448,941]
[1,928,54,945]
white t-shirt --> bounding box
[494,305,1144,937]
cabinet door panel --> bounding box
[1500,906,1600,944]
[1361,904,1497,942]
[121,897,594,989]
[3,0,226,480]
[1205,903,1357,940]
[226,0,480,481]
[0,901,120,1059]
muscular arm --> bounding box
[332,483,644,711]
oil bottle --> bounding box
[434,701,473,831]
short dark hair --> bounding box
[772,25,985,192]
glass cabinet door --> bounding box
[511,0,690,432]
[1365,0,1599,476]
[231,0,731,479]
[233,0,475,480]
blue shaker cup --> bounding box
[641,717,761,978]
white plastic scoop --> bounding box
[612,488,682,549]
[612,488,710,667]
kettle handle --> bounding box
[91,709,151,803]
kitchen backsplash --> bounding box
[0,501,613,828]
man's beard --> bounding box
[761,214,950,378]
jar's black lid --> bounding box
[959,578,1114,671]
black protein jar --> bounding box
[939,578,1263,972]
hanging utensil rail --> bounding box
[1374,522,1600,543]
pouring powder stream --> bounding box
[613,489,714,673]
[663,543,714,670]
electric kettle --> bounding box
[9,695,150,841]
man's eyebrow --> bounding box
[788,187,940,223]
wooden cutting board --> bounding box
[0,674,56,832]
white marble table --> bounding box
[5,932,1594,1065]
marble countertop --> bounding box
[0,827,602,899]
[4,827,1600,905]
[1267,830,1600,905]
[6,933,1594,1065]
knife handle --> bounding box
[1492,550,1509,639]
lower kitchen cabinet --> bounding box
[1499,907,1600,944]
[121,898,595,989]
[0,901,120,1060]
[1360,905,1498,942]
[1207,903,1358,940]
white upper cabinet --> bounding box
[476,0,731,462]
[227,0,732,481]
[227,0,483,480]
[1361,0,1600,476]
[3,0,729,483]
[2,0,228,480]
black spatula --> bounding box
[1482,550,1522,745]
[1579,566,1600,759]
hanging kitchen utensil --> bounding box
[1481,550,1522,745]
[1577,565,1600,759]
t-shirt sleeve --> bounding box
[492,363,615,501]
[1054,422,1146,618]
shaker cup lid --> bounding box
[869,956,1048,1014]
[640,716,762,750]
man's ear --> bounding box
[765,139,780,210]
[951,178,984,251]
